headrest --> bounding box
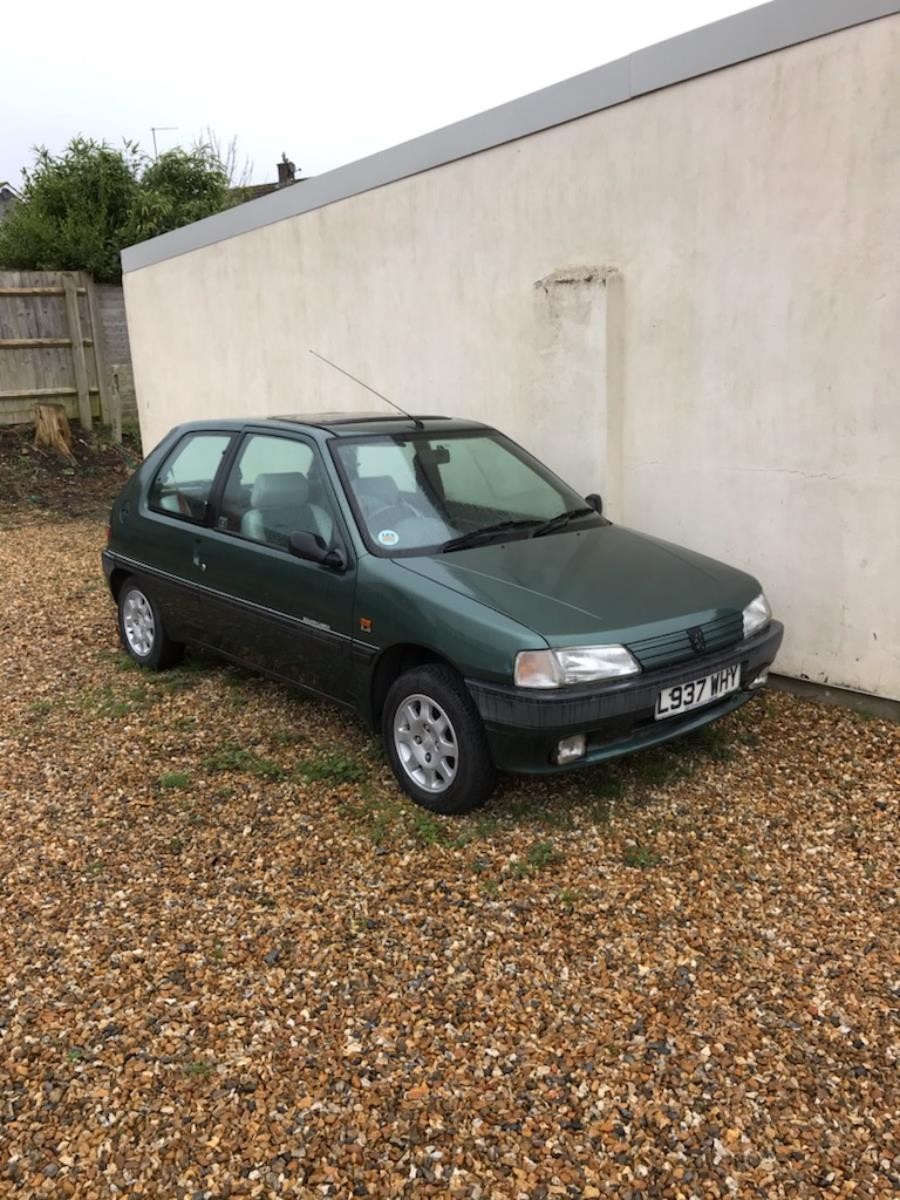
[250,472,309,508]
[359,474,400,505]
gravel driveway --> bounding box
[1,518,897,1198]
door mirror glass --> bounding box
[289,530,346,570]
[585,492,603,515]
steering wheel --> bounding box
[368,501,421,529]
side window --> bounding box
[220,433,337,551]
[149,433,231,522]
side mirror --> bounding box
[288,530,347,571]
[585,493,603,515]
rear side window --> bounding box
[149,432,231,522]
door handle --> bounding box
[193,540,207,572]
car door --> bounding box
[136,429,235,642]
[192,430,356,702]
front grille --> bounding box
[626,611,743,672]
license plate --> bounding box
[655,664,740,720]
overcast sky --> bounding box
[4,0,766,186]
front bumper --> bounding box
[466,620,784,772]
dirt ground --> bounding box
[0,423,141,527]
[0,457,897,1197]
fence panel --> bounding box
[0,269,122,437]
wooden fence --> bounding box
[0,270,122,440]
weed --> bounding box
[581,768,625,800]
[203,744,286,780]
[78,682,152,719]
[679,723,735,762]
[270,730,307,747]
[159,771,191,790]
[369,810,394,846]
[622,843,661,869]
[84,860,104,878]
[558,888,583,905]
[587,799,612,826]
[471,813,500,839]
[410,809,447,847]
[66,1047,86,1063]
[155,671,202,695]
[184,1059,214,1078]
[295,752,366,785]
[510,840,564,877]
[480,878,500,898]
[527,840,563,871]
[27,698,57,717]
[94,647,139,673]
[624,750,686,788]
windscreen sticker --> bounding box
[377,529,400,547]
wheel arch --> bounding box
[108,567,132,602]
[368,643,458,729]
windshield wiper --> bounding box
[441,518,542,553]
[531,506,597,538]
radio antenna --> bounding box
[309,349,424,429]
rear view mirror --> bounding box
[417,445,450,466]
[585,493,603,515]
[289,530,347,571]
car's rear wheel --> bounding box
[382,664,496,814]
[117,577,184,670]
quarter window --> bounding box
[149,433,231,522]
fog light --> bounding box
[748,669,769,690]
[554,734,586,765]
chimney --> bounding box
[277,153,296,185]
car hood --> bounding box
[397,524,759,646]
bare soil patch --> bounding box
[0,422,140,527]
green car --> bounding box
[102,414,783,814]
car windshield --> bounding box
[332,430,596,555]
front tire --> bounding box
[117,577,184,670]
[382,664,496,815]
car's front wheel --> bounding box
[117,577,184,670]
[382,664,496,815]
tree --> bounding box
[124,145,231,245]
[197,126,253,189]
[0,136,238,282]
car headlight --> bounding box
[515,645,640,689]
[742,592,772,639]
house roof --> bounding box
[121,0,900,275]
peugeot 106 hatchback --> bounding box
[102,414,783,813]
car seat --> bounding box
[240,472,334,548]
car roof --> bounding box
[180,413,491,438]
[268,412,488,436]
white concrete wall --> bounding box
[123,16,900,701]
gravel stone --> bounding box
[0,516,897,1198]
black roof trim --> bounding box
[271,412,450,429]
